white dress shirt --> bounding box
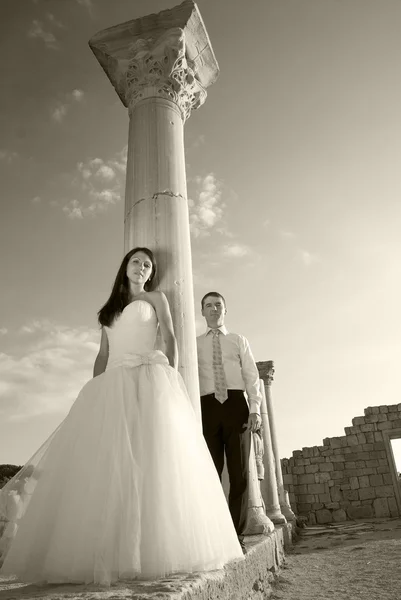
[196,325,262,415]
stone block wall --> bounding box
[281,404,401,524]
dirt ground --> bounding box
[270,517,401,600]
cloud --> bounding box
[108,148,127,174]
[76,0,93,8]
[299,249,320,267]
[62,199,84,219]
[91,189,120,204]
[31,196,41,204]
[19,322,43,334]
[222,243,251,258]
[76,0,94,15]
[0,321,99,421]
[279,229,296,239]
[51,89,85,123]
[62,147,127,219]
[189,173,226,238]
[0,150,18,163]
[96,165,116,181]
[277,226,319,266]
[52,104,68,122]
[72,89,84,102]
[77,163,92,180]
[262,219,271,228]
[46,13,64,29]
[193,134,205,148]
[0,328,8,335]
[28,20,58,50]
[188,134,206,153]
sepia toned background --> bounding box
[1,0,400,468]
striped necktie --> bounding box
[211,329,228,403]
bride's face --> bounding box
[126,251,153,286]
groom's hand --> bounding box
[247,412,262,433]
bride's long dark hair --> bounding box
[97,247,157,327]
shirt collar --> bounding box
[206,325,228,336]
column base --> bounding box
[243,507,275,535]
[280,503,296,522]
[265,507,287,524]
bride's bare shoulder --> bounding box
[145,291,170,312]
[146,290,167,302]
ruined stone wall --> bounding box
[281,404,401,524]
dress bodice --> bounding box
[105,301,159,367]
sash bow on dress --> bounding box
[106,350,168,370]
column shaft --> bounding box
[264,382,296,521]
[259,381,286,523]
[124,97,200,421]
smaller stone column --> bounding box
[259,381,286,524]
[258,361,296,522]
[242,430,275,535]
[220,434,274,535]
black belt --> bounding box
[201,389,244,398]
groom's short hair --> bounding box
[201,292,226,310]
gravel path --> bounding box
[271,520,401,600]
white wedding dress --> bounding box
[0,300,243,585]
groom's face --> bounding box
[202,295,226,328]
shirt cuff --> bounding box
[249,400,261,416]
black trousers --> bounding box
[201,390,250,535]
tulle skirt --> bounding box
[0,352,243,585]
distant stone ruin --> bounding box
[282,404,401,524]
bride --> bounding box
[0,247,243,586]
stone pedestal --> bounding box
[258,361,296,522]
[89,1,219,421]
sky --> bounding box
[1,0,401,470]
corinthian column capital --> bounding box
[257,360,275,386]
[89,0,219,122]
[125,28,206,121]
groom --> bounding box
[196,292,262,535]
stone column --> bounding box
[242,430,275,535]
[258,361,296,521]
[259,380,286,524]
[220,436,274,536]
[89,2,219,422]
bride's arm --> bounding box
[93,327,109,377]
[152,292,178,369]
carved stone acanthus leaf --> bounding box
[124,27,207,121]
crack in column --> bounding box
[124,190,187,222]
[152,190,186,200]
